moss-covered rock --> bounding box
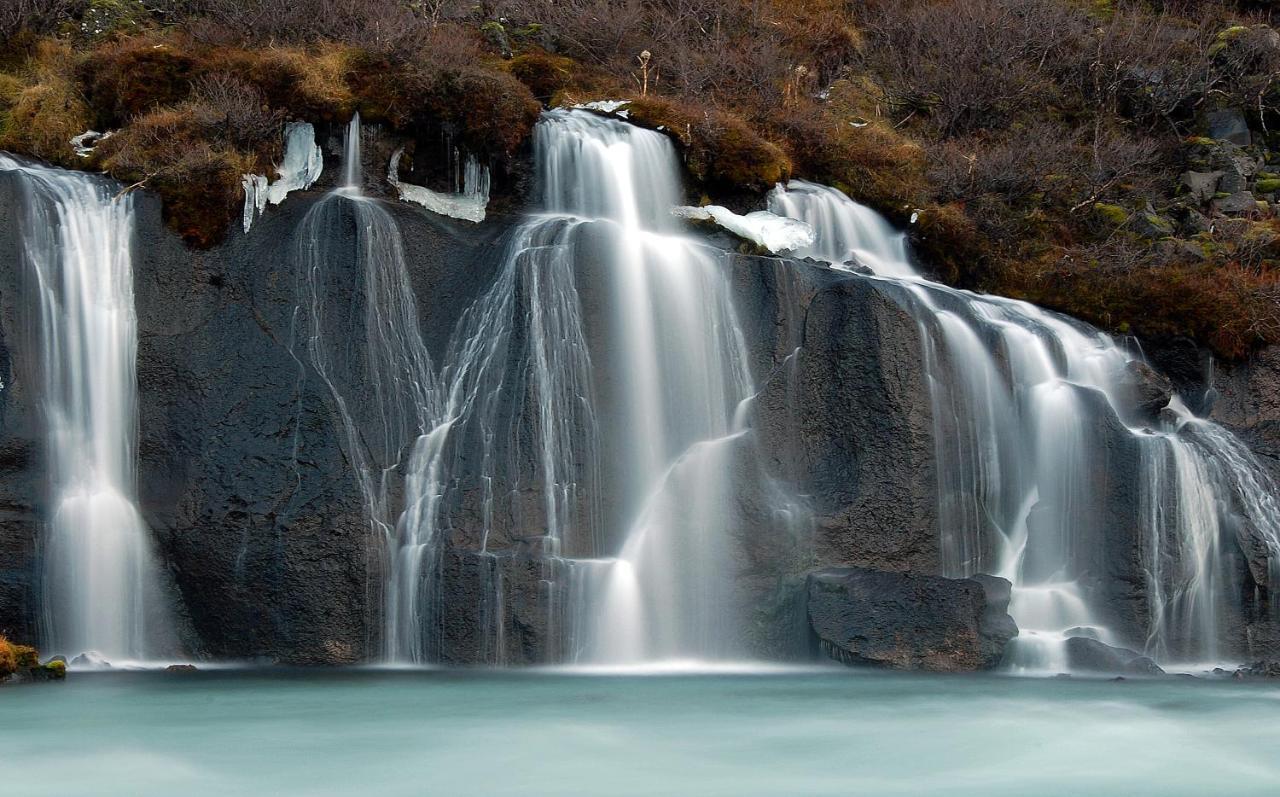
[1092,202,1129,226]
[1,636,69,683]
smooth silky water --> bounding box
[0,154,172,664]
[770,181,1280,672]
[3,669,1278,796]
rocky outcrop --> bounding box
[736,262,939,576]
[806,567,1017,671]
[1,152,1278,669]
[1063,637,1164,676]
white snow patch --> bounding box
[673,205,815,253]
[241,122,324,233]
[387,147,490,223]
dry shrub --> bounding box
[507,50,620,104]
[0,634,38,679]
[626,95,792,190]
[226,43,356,121]
[0,40,91,166]
[95,101,255,246]
[0,636,15,678]
[0,0,72,39]
[191,72,284,152]
[860,0,1085,137]
[80,34,202,124]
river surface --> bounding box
[3,668,1278,795]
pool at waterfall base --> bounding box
[4,668,1278,796]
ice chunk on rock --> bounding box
[241,173,268,233]
[388,147,490,223]
[575,100,631,114]
[70,130,111,158]
[242,122,324,233]
[673,205,815,253]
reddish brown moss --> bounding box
[80,34,201,125]
[507,50,620,104]
[623,96,791,191]
[94,102,256,247]
[1003,251,1280,360]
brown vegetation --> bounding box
[0,635,39,680]
[0,0,1277,357]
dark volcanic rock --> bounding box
[806,567,1017,671]
[734,260,939,576]
[1063,636,1164,676]
[1123,359,1174,421]
[1232,660,1280,679]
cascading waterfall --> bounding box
[0,154,171,662]
[296,110,760,664]
[531,111,757,664]
[292,115,452,662]
[770,180,1280,670]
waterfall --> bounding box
[531,110,757,664]
[0,154,171,662]
[770,180,1280,670]
[292,115,451,662]
[294,110,760,664]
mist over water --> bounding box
[5,670,1278,796]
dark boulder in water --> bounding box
[1063,637,1164,676]
[1232,660,1280,679]
[806,567,1017,671]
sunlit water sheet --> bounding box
[3,669,1278,795]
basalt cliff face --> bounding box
[0,142,1276,669]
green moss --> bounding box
[39,659,67,679]
[1256,179,1280,193]
[1209,25,1251,57]
[1092,203,1129,226]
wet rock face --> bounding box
[1063,637,1164,676]
[0,173,50,644]
[806,567,1017,671]
[735,261,939,576]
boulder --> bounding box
[1064,636,1164,676]
[1128,205,1175,239]
[1207,108,1251,146]
[1179,171,1222,203]
[1212,191,1258,215]
[806,567,1017,671]
[1180,208,1213,235]
[1219,170,1249,195]
[1233,660,1280,679]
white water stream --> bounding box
[771,180,1280,670]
